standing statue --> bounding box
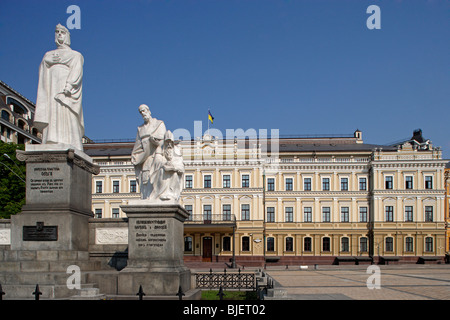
[131,104,167,200]
[34,24,85,151]
[131,105,184,203]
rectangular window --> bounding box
[322,178,330,191]
[385,176,393,189]
[266,207,275,222]
[303,178,311,191]
[425,176,433,189]
[425,206,433,222]
[285,207,293,222]
[385,206,394,222]
[113,181,120,193]
[304,207,312,222]
[341,207,349,222]
[130,180,137,193]
[112,208,120,218]
[285,237,294,252]
[359,178,367,191]
[94,208,102,219]
[95,181,103,194]
[359,207,368,222]
[267,178,275,191]
[223,175,231,188]
[267,237,275,252]
[322,207,331,222]
[404,206,413,222]
[405,176,413,189]
[242,236,250,251]
[184,205,192,220]
[222,204,231,221]
[360,237,368,252]
[241,204,250,221]
[286,178,294,191]
[222,236,231,252]
[184,237,193,252]
[203,205,212,223]
[204,175,211,188]
[185,175,193,188]
[242,174,250,188]
[425,237,433,252]
[340,178,348,191]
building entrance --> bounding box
[202,237,213,262]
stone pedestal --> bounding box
[119,203,191,296]
[11,145,99,251]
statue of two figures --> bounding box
[34,24,184,204]
[131,104,184,203]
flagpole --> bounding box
[207,108,210,136]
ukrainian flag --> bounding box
[208,110,214,124]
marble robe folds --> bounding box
[34,47,85,150]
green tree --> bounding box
[0,142,26,219]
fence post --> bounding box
[0,284,5,300]
[217,286,225,300]
[176,286,185,300]
[33,284,42,300]
[136,285,146,300]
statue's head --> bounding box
[138,104,152,123]
[55,24,71,48]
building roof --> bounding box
[83,137,396,157]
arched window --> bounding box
[405,237,414,252]
[304,237,312,252]
[1,110,10,122]
[6,97,27,116]
[425,237,433,252]
[341,237,349,252]
[267,237,275,252]
[322,237,331,252]
[385,237,394,252]
[17,119,26,130]
[360,237,368,252]
[285,237,293,252]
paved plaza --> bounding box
[265,264,450,300]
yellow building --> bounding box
[445,162,450,255]
[85,129,448,266]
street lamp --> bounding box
[0,153,25,183]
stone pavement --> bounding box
[265,264,450,300]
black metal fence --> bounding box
[195,269,256,290]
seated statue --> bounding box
[150,130,184,203]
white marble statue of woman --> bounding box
[33,24,85,151]
[150,130,184,203]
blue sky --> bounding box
[0,0,449,158]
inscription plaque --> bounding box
[134,219,168,250]
[23,222,58,241]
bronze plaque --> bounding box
[23,222,58,241]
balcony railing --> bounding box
[185,214,236,225]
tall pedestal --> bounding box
[11,145,99,251]
[119,203,191,296]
